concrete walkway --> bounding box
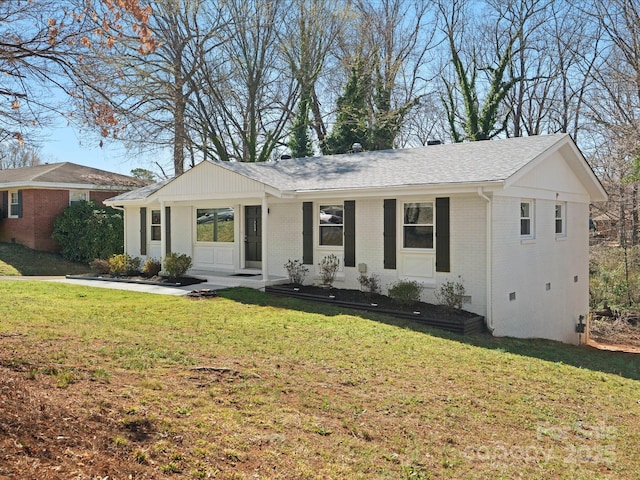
[0,276,231,296]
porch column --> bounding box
[261,196,269,281]
[160,200,167,260]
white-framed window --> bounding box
[403,202,434,248]
[555,202,566,236]
[520,200,534,238]
[9,190,20,218]
[69,190,89,204]
[319,204,343,246]
[151,209,161,241]
[195,207,234,242]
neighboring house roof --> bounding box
[107,134,608,203]
[0,162,148,190]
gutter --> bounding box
[477,187,494,333]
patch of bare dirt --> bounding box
[0,368,157,479]
[589,312,640,354]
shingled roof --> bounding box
[107,134,607,202]
[0,162,147,189]
[215,134,568,192]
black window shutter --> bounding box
[1,191,7,218]
[17,190,23,218]
[302,202,313,264]
[383,199,396,269]
[140,207,147,256]
[436,197,450,272]
[344,200,356,267]
[165,206,171,254]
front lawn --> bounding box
[0,242,89,276]
[0,282,638,479]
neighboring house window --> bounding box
[555,203,566,236]
[195,208,234,242]
[9,191,20,218]
[69,191,89,204]
[520,200,534,237]
[403,202,433,248]
[151,209,162,241]
[319,204,343,246]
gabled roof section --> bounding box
[107,134,607,203]
[214,134,580,192]
[0,162,147,189]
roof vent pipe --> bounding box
[352,143,363,153]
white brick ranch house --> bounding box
[106,134,607,344]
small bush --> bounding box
[358,273,381,295]
[162,253,193,278]
[141,258,162,277]
[435,276,466,310]
[284,259,309,284]
[108,254,140,276]
[90,258,110,274]
[319,254,340,286]
[388,279,423,306]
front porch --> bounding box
[188,268,289,289]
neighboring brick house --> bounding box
[0,162,147,252]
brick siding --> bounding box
[0,188,125,252]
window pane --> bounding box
[555,219,563,234]
[10,204,19,216]
[404,203,433,225]
[320,226,343,246]
[520,202,530,217]
[196,208,234,242]
[151,225,161,241]
[70,191,88,203]
[320,205,343,225]
[521,219,530,236]
[403,226,433,248]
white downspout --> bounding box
[261,196,269,285]
[477,187,494,333]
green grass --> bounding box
[0,280,638,479]
[0,242,88,276]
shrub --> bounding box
[108,254,141,276]
[435,276,466,310]
[52,200,124,264]
[162,253,193,279]
[141,258,162,277]
[318,254,340,286]
[358,273,381,295]
[284,259,309,285]
[388,279,423,306]
[90,258,110,275]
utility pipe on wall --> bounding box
[477,187,494,333]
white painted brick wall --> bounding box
[490,194,589,344]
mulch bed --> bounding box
[65,273,206,287]
[266,284,485,335]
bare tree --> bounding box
[73,0,227,175]
[0,0,155,149]
[0,142,42,169]
[280,0,348,156]
[585,0,640,245]
[439,0,544,142]
[192,0,296,162]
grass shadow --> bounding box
[219,287,640,382]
